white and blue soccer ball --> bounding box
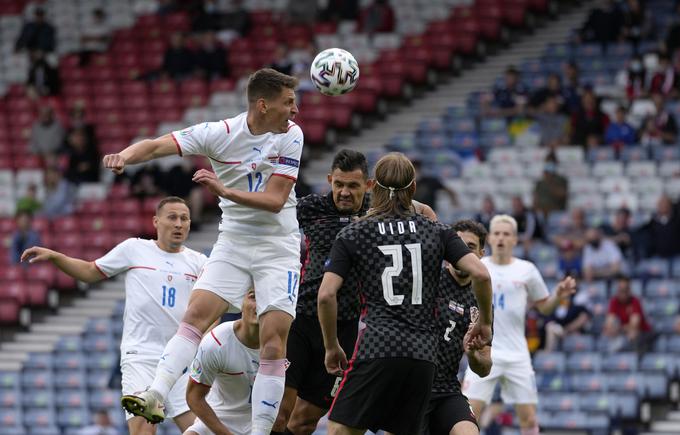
[310,48,360,96]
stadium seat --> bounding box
[641,353,680,377]
[86,370,111,390]
[55,389,88,409]
[540,393,579,412]
[21,389,54,409]
[54,370,86,390]
[57,407,90,428]
[536,373,569,392]
[603,353,638,372]
[22,409,56,428]
[533,351,566,373]
[571,373,606,392]
[0,387,20,409]
[566,352,602,373]
[641,374,668,399]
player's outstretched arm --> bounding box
[535,276,577,315]
[103,133,179,175]
[192,169,294,213]
[412,200,437,221]
[186,380,234,435]
[455,254,493,326]
[21,247,105,284]
[317,272,347,376]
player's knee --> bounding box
[518,412,538,429]
[289,416,322,435]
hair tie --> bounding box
[375,178,415,199]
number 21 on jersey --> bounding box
[378,243,422,306]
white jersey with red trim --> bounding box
[172,112,304,236]
[94,238,207,359]
[481,256,549,361]
[189,321,260,434]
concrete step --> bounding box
[0,342,54,353]
[651,421,680,432]
[31,323,85,335]
[58,306,114,317]
[13,333,63,343]
[667,410,680,421]
[0,361,22,371]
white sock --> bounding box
[251,359,287,435]
[150,322,201,399]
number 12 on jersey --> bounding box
[247,172,263,192]
[378,243,423,306]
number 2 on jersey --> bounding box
[378,243,423,306]
[444,320,457,342]
[161,285,176,307]
[247,172,263,192]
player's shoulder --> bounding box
[297,193,330,213]
[118,237,150,250]
[513,257,540,272]
[180,246,208,262]
[285,120,303,138]
[200,321,235,352]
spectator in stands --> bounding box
[77,410,118,435]
[557,239,582,278]
[579,0,623,52]
[664,3,680,57]
[270,44,294,76]
[26,49,60,98]
[529,73,564,109]
[218,0,251,42]
[66,103,96,148]
[192,0,223,32]
[604,105,636,148]
[475,195,496,230]
[562,61,583,114]
[543,294,591,351]
[624,55,647,100]
[553,207,588,251]
[582,227,624,282]
[321,0,360,21]
[492,66,528,117]
[39,166,76,218]
[603,275,654,353]
[621,0,653,53]
[129,164,164,199]
[412,159,458,213]
[641,92,679,145]
[533,159,568,218]
[359,0,395,34]
[9,210,41,265]
[294,172,312,198]
[602,207,635,260]
[511,196,541,246]
[16,184,42,215]
[162,32,195,80]
[29,106,64,158]
[570,90,609,148]
[15,7,56,53]
[286,0,320,25]
[195,32,228,80]
[158,159,204,230]
[156,0,178,16]
[641,194,680,258]
[79,8,112,66]
[63,128,100,184]
[649,54,676,97]
[534,95,570,148]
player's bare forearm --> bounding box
[186,383,233,435]
[21,247,103,283]
[317,273,343,348]
[455,254,493,324]
[120,136,178,164]
[536,276,577,315]
[412,200,437,221]
[467,345,492,377]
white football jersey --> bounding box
[94,238,207,359]
[481,257,549,360]
[189,321,260,435]
[172,112,304,236]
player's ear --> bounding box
[152,215,159,230]
[256,98,267,114]
[327,173,332,185]
[366,178,375,190]
[479,248,485,258]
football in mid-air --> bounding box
[310,48,360,96]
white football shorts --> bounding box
[193,231,302,318]
[120,356,190,420]
[462,356,538,405]
[185,408,250,435]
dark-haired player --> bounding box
[22,197,206,435]
[106,68,304,435]
[318,153,493,435]
[426,220,492,435]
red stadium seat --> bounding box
[0,282,28,305]
[0,218,16,233]
[83,248,107,261]
[142,197,164,215]
[26,263,56,287]
[163,13,191,31]
[26,282,48,306]
[52,216,80,233]
[0,265,25,282]
[110,199,141,216]
[88,232,115,250]
[0,299,21,324]
[109,183,130,199]
[32,217,50,233]
[55,272,77,290]
[53,234,82,249]
[80,216,112,233]
[78,200,109,216]
[120,81,148,96]
[12,155,41,169]
[97,125,128,141]
[209,79,235,93]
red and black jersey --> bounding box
[325,214,470,362]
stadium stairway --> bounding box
[302,1,592,182]
[643,409,680,435]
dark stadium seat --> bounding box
[540,393,579,412]
[0,387,20,409]
[0,408,23,433]
[55,389,88,409]
[603,353,638,373]
[533,351,566,373]
[21,389,53,409]
[567,352,602,373]
[85,352,117,371]
[54,370,86,390]
[57,407,90,428]
[24,353,53,371]
[536,372,569,392]
[22,408,56,429]
[570,373,605,393]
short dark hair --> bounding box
[156,196,187,215]
[452,219,488,247]
[246,68,298,104]
[330,149,368,178]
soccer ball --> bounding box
[310,48,360,96]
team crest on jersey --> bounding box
[167,275,173,282]
[470,307,479,324]
[448,300,464,315]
